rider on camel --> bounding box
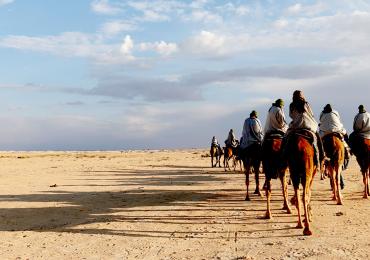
[319,104,349,188]
[319,104,351,168]
[240,110,264,151]
[225,129,238,148]
[349,105,370,156]
[319,104,348,139]
[284,90,326,171]
[264,98,288,137]
[211,136,222,154]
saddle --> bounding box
[292,129,315,144]
[290,129,323,167]
[264,130,285,141]
[323,132,343,142]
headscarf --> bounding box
[358,105,366,113]
[323,104,332,113]
[274,99,284,108]
[250,110,258,118]
[292,90,306,113]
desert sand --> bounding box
[0,149,369,259]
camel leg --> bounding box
[307,202,313,223]
[333,169,339,202]
[308,170,315,223]
[254,164,262,196]
[294,188,303,229]
[280,173,292,214]
[367,169,370,196]
[303,184,313,236]
[330,169,337,201]
[264,179,272,219]
[211,156,214,168]
[320,163,326,180]
[307,187,313,222]
[233,157,237,172]
[223,155,226,171]
[245,164,251,201]
[225,156,231,171]
[336,167,343,205]
[364,170,369,199]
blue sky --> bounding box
[0,0,369,150]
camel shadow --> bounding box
[0,164,301,239]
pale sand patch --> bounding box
[0,150,369,259]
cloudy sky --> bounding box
[0,0,369,150]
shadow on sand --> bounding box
[0,164,299,239]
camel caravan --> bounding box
[210,90,370,236]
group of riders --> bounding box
[211,90,370,182]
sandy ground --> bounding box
[0,149,369,260]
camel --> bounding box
[351,136,370,198]
[234,151,243,172]
[322,133,345,205]
[241,143,262,201]
[262,134,291,219]
[223,146,242,172]
[210,145,222,168]
[223,146,235,171]
[288,130,317,236]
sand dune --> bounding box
[0,150,369,259]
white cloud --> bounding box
[235,5,249,16]
[128,0,184,13]
[0,0,14,7]
[286,2,327,16]
[140,9,170,22]
[219,3,249,16]
[120,35,134,59]
[189,0,209,9]
[184,30,227,56]
[91,0,121,15]
[4,10,370,63]
[273,19,289,29]
[100,20,137,36]
[0,32,137,64]
[127,0,182,22]
[0,32,100,57]
[139,41,178,56]
[186,9,223,24]
[181,10,370,58]
[287,3,302,15]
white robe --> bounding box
[264,105,288,134]
[288,102,318,133]
[319,110,347,137]
[353,112,370,139]
[211,137,219,146]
